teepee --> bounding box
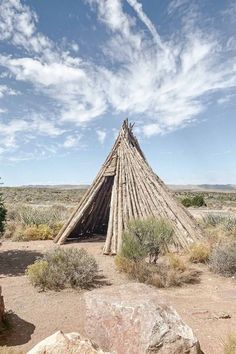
[54,119,203,254]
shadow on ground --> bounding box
[0,249,43,277]
[67,234,106,243]
[93,273,111,288]
[0,311,35,347]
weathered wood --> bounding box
[55,119,204,253]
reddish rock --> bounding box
[84,283,203,354]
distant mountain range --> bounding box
[10,184,236,192]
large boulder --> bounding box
[84,283,203,354]
[27,330,111,354]
[0,286,4,324]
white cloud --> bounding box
[126,0,164,48]
[0,0,235,162]
[222,1,236,24]
[167,0,189,15]
[0,84,19,98]
[71,43,80,52]
[0,114,65,160]
[31,115,65,136]
[96,129,106,144]
[63,134,81,148]
[142,123,162,137]
[217,94,235,105]
[0,0,54,56]
[0,119,29,148]
[0,56,107,126]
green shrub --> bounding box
[26,248,99,291]
[181,198,192,208]
[192,195,206,207]
[121,218,173,263]
[181,195,206,208]
[121,231,147,261]
[189,243,210,263]
[26,260,49,290]
[209,240,236,277]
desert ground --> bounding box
[0,186,236,354]
[0,240,236,354]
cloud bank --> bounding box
[0,0,235,159]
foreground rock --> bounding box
[84,283,203,354]
[27,330,110,354]
[0,286,4,324]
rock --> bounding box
[84,283,203,354]
[0,286,4,324]
[27,330,111,354]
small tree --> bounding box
[0,179,7,235]
[192,195,206,207]
[181,198,192,208]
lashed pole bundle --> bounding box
[54,119,203,254]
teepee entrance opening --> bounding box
[65,176,114,241]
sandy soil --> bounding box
[0,240,235,354]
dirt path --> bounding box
[0,240,236,354]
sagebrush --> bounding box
[209,240,236,277]
[26,247,99,291]
[121,217,173,263]
[203,214,236,233]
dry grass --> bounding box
[0,187,87,205]
[12,224,62,241]
[4,205,70,241]
[115,254,200,288]
[167,253,187,271]
[2,187,236,209]
[189,243,210,263]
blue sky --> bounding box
[0,0,236,186]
